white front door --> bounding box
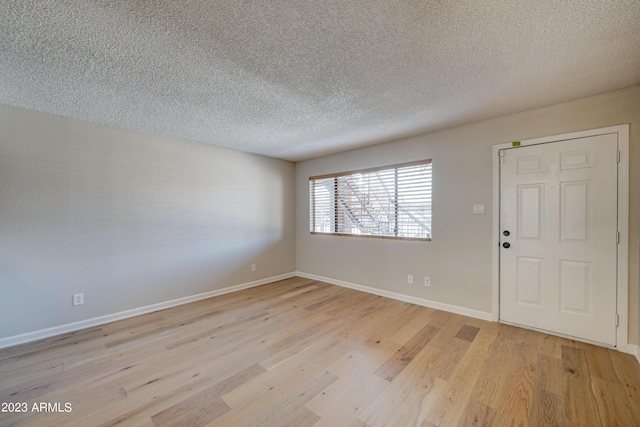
[499,133,619,346]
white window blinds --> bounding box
[309,160,432,240]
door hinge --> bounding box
[499,150,505,163]
[615,313,619,327]
[616,231,620,244]
[616,150,621,163]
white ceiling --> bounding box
[1,1,639,161]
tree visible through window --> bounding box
[309,160,432,240]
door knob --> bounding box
[502,242,511,248]
[503,230,510,236]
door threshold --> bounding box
[499,319,616,350]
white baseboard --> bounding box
[296,273,640,358]
[629,344,640,365]
[296,271,493,322]
[5,271,634,361]
[0,272,296,350]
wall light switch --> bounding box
[473,204,485,214]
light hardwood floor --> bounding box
[1,277,639,426]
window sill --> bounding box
[310,232,431,242]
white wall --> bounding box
[0,105,296,339]
[2,87,638,348]
[296,86,640,345]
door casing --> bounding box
[492,125,629,351]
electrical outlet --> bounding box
[251,264,256,272]
[424,277,431,287]
[73,293,84,306]
[407,274,413,284]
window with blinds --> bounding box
[309,160,432,240]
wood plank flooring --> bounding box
[1,277,639,426]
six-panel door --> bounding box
[499,133,618,346]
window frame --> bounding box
[309,159,432,241]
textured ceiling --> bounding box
[1,1,639,161]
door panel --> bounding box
[518,184,543,239]
[559,260,590,313]
[516,257,542,305]
[499,133,618,346]
[560,181,589,241]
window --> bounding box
[309,160,432,240]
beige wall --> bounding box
[296,86,640,346]
[2,86,638,347]
[0,105,296,339]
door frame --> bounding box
[492,125,629,351]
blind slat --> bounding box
[310,160,432,239]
